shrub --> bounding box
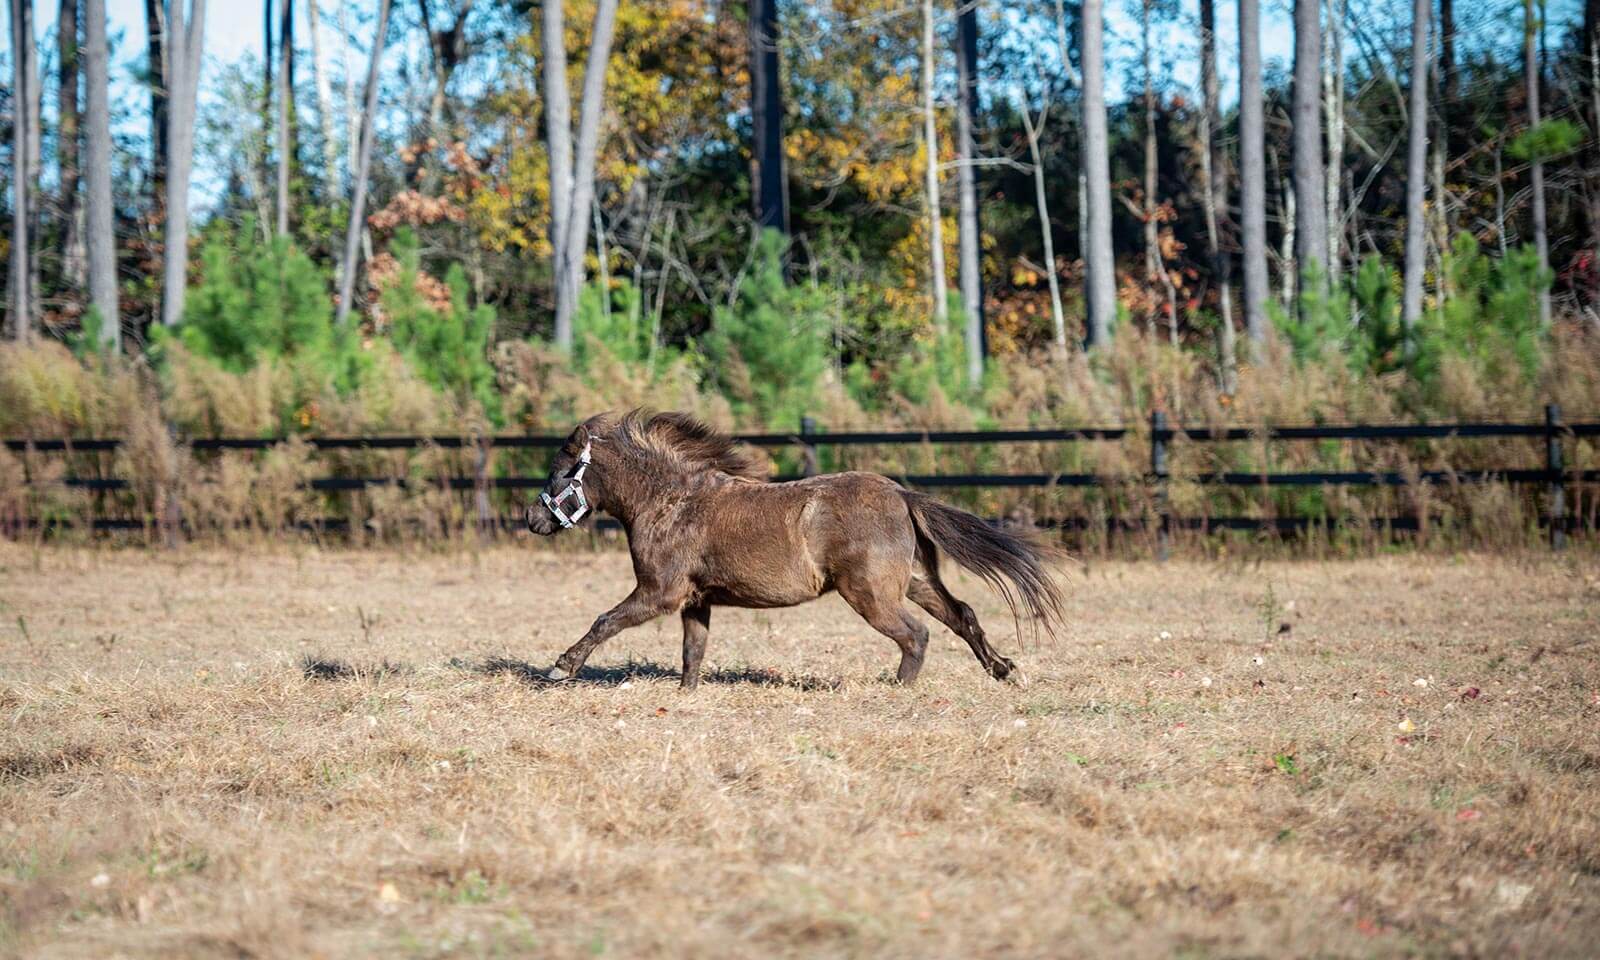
[702,229,831,429]
[380,229,500,424]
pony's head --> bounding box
[525,412,767,534]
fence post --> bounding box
[162,424,183,549]
[1151,410,1169,562]
[474,436,493,536]
[800,415,819,478]
[1547,403,1566,551]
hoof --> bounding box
[990,658,1017,681]
[544,666,571,682]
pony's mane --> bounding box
[604,411,769,481]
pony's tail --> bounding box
[901,491,1066,636]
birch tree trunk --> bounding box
[60,0,86,290]
[160,0,206,328]
[85,0,117,346]
[1280,169,1296,311]
[276,0,295,237]
[1200,0,1236,392]
[920,0,948,326]
[1080,0,1115,350]
[339,1,357,182]
[955,0,984,384]
[556,0,620,345]
[1323,0,1344,275]
[1401,0,1429,341]
[1525,0,1551,327]
[1292,0,1327,300]
[542,0,573,347]
[1238,0,1269,346]
[306,0,340,193]
[8,0,36,340]
[1019,95,1065,351]
[334,0,390,327]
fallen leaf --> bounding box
[1456,808,1483,822]
[379,882,402,903]
[1397,717,1416,734]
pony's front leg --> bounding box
[547,584,681,680]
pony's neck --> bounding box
[591,444,691,529]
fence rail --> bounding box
[6,405,1596,551]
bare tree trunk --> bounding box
[160,0,206,328]
[60,0,86,290]
[1589,13,1600,297]
[334,0,390,327]
[1200,0,1236,392]
[1494,140,1508,257]
[1292,0,1327,299]
[1525,0,1550,327]
[306,0,340,195]
[144,0,167,214]
[276,0,295,236]
[955,0,984,384]
[1018,93,1064,351]
[1402,0,1430,341]
[8,0,36,340]
[543,0,573,346]
[1137,0,1178,345]
[1238,0,1269,346]
[1280,159,1296,311]
[1081,0,1115,350]
[21,0,41,337]
[338,1,357,183]
[1050,0,1088,348]
[82,0,115,347]
[261,0,273,230]
[1323,0,1344,275]
[920,0,948,327]
[85,0,117,346]
[748,0,786,237]
[417,0,475,192]
[555,0,620,348]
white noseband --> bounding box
[539,441,592,529]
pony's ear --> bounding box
[570,422,592,448]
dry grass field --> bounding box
[1,543,1598,958]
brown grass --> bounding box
[1,544,1598,958]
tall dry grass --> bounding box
[1,329,1597,553]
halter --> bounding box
[539,441,592,529]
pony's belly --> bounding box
[698,584,829,609]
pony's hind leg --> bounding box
[907,575,1017,681]
[838,577,930,683]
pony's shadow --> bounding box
[467,656,843,692]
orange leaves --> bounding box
[366,253,452,315]
[368,191,466,232]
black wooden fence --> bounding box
[6,405,1598,551]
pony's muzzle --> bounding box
[525,502,555,535]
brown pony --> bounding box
[525,411,1064,687]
